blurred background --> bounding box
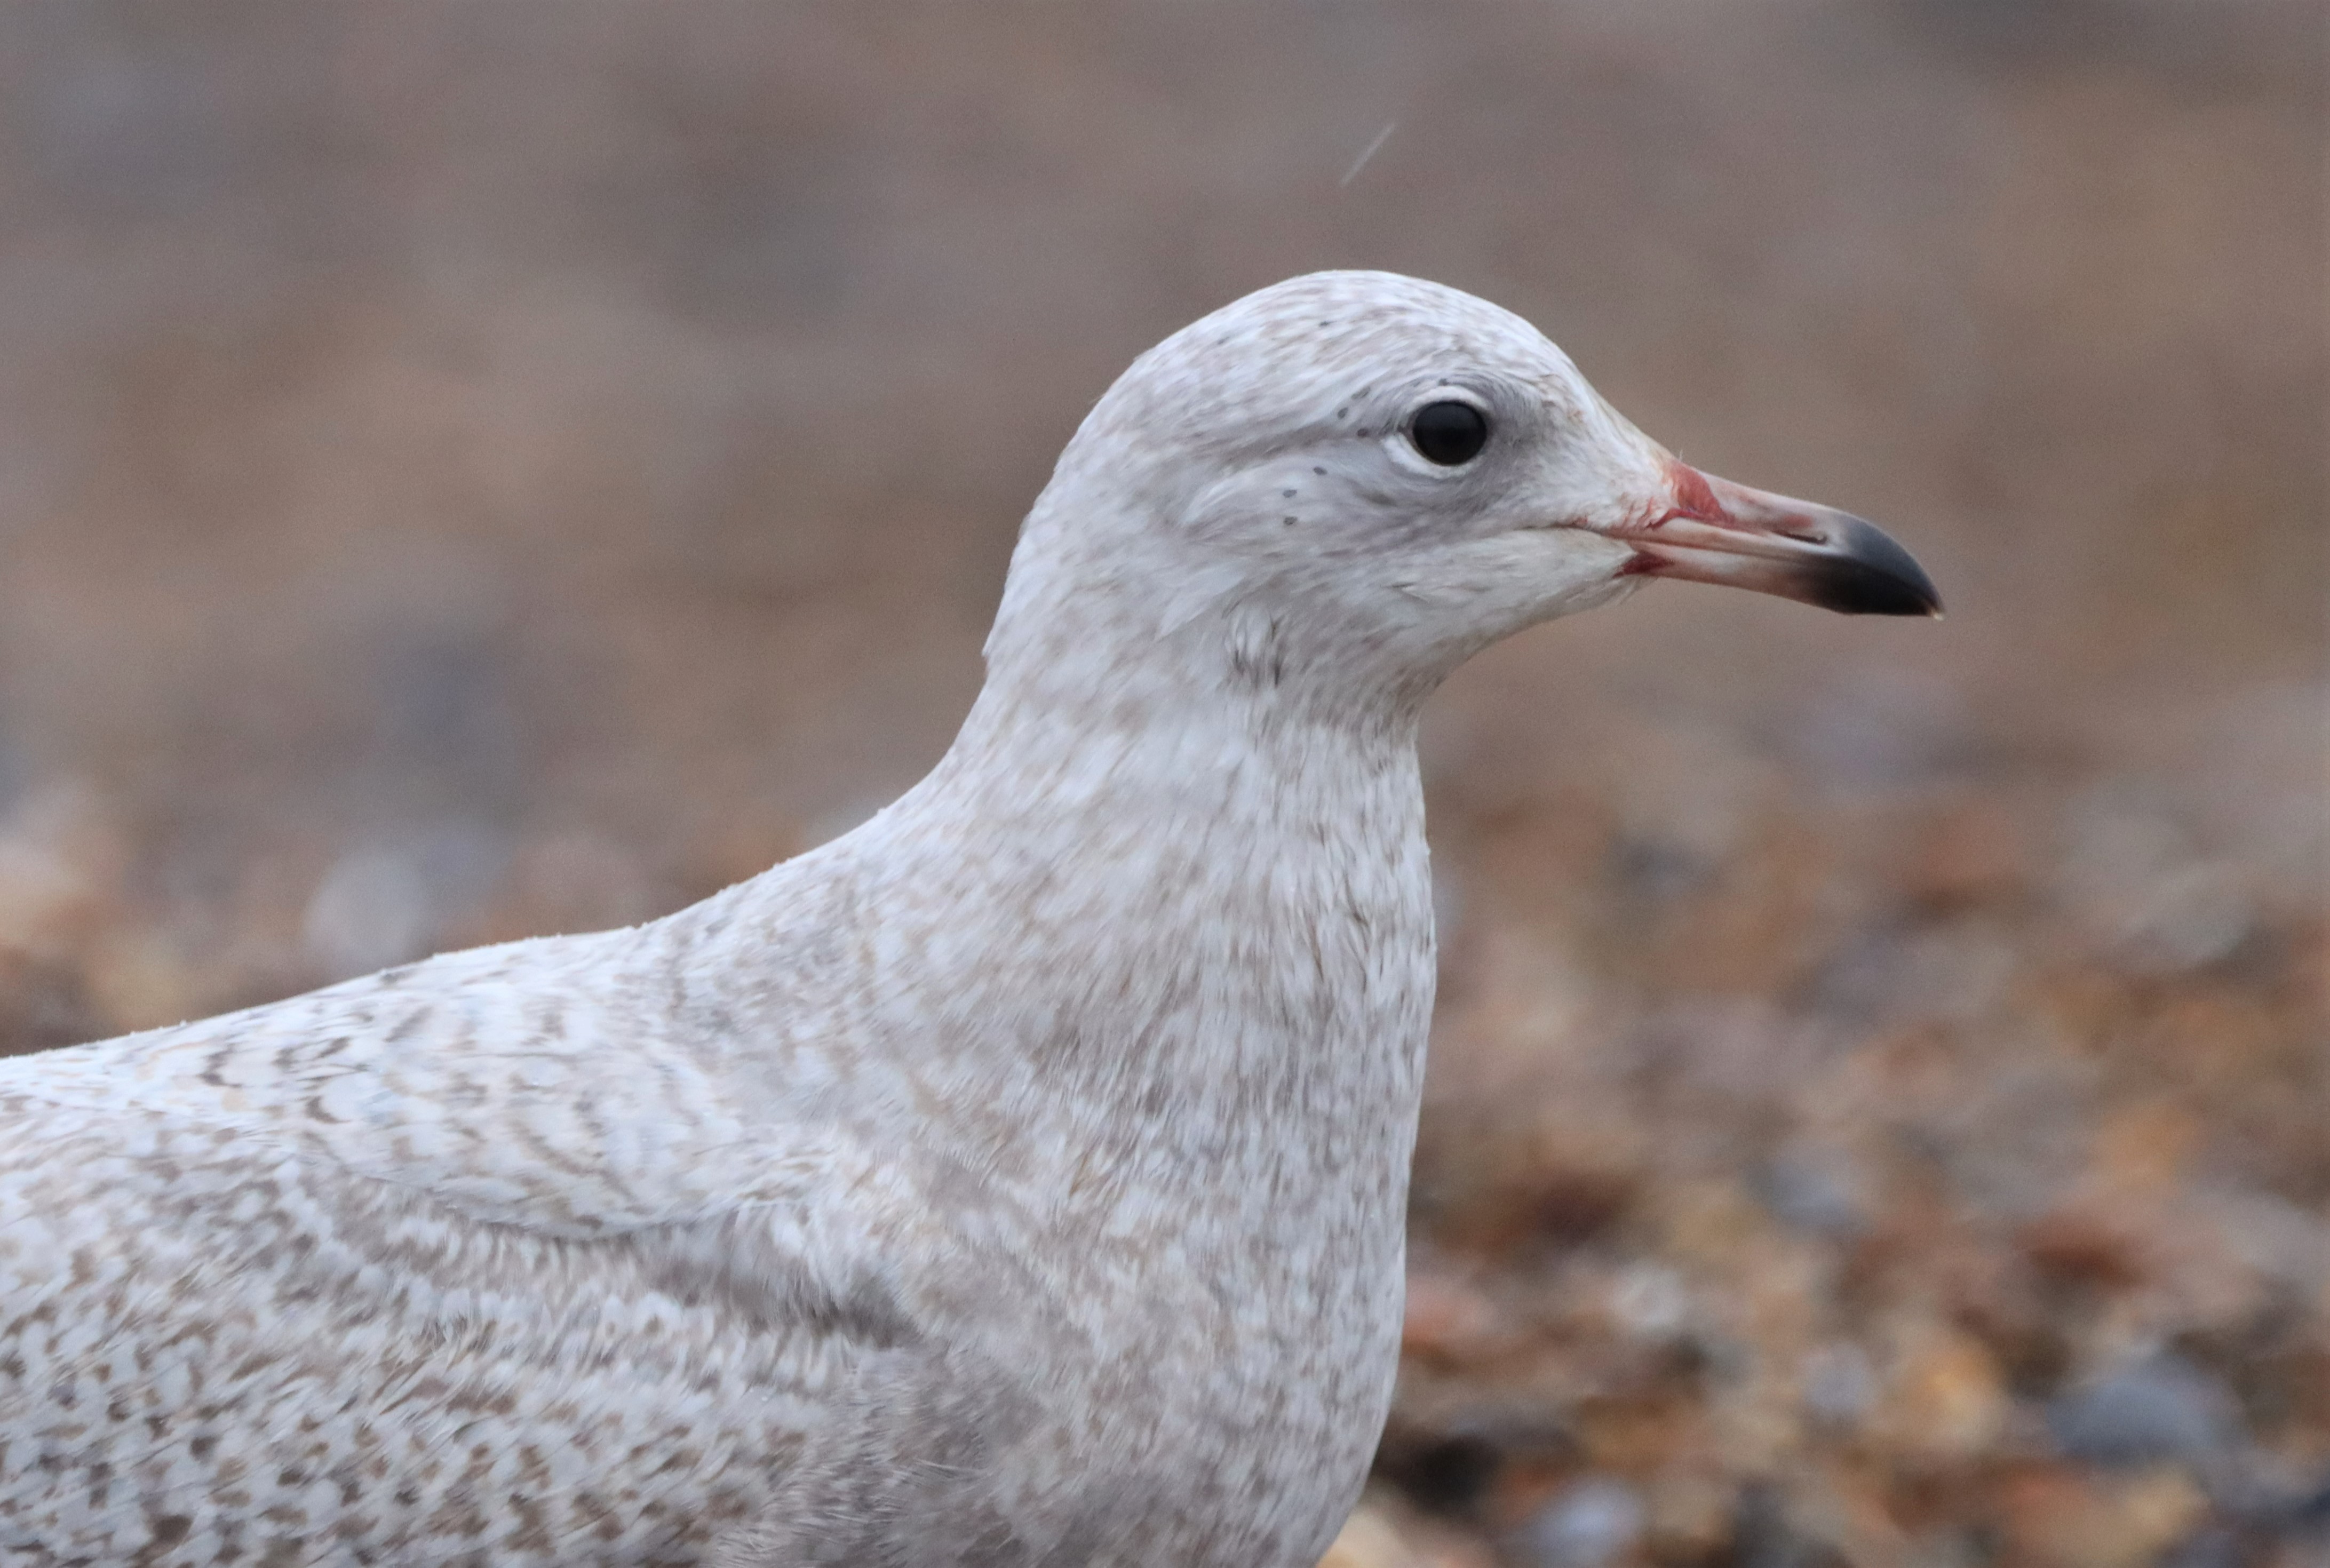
[0,4,2319,1564]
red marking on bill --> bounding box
[1664,459,1725,524]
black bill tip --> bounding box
[1807,515,1944,617]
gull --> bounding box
[0,272,1937,1567]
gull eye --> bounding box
[1407,400,1490,466]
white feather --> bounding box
[0,271,1682,1567]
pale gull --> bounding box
[0,271,1938,1567]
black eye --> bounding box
[1407,400,1490,466]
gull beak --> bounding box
[1615,461,1943,618]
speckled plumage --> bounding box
[0,272,1930,1566]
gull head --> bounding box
[987,271,1939,719]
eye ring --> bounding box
[1406,399,1491,467]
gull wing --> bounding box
[0,923,906,1566]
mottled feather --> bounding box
[0,272,1763,1566]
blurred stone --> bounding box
[1759,1147,1871,1237]
[0,951,104,1059]
[2151,1522,2241,1568]
[1608,1263,1691,1341]
[1376,1428,1511,1518]
[1795,1466,1915,1568]
[1999,1463,2210,1568]
[1610,835,1715,906]
[1800,1343,1879,1428]
[2061,786,2191,909]
[302,821,511,977]
[1658,1179,1799,1290]
[0,833,100,960]
[2289,1475,2330,1534]
[1516,1476,1644,1568]
[1811,919,2018,1029]
[488,828,661,937]
[1578,1393,1705,1479]
[685,805,805,894]
[1434,926,1600,1079]
[1871,1324,2009,1463]
[1904,798,2028,911]
[2089,1100,2202,1196]
[1429,1114,1645,1254]
[2019,1207,2154,1293]
[1601,722,1762,880]
[2059,789,2256,974]
[1403,1269,1505,1365]
[1729,1481,1840,1568]
[0,783,126,961]
[1317,1498,1498,1568]
[2112,863,2256,976]
[2198,1187,2330,1299]
[1643,1469,1733,1563]
[303,846,434,976]
[801,790,897,851]
[82,927,199,1031]
[1788,666,1965,791]
[1320,1505,1426,1568]
[2048,1354,2238,1469]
